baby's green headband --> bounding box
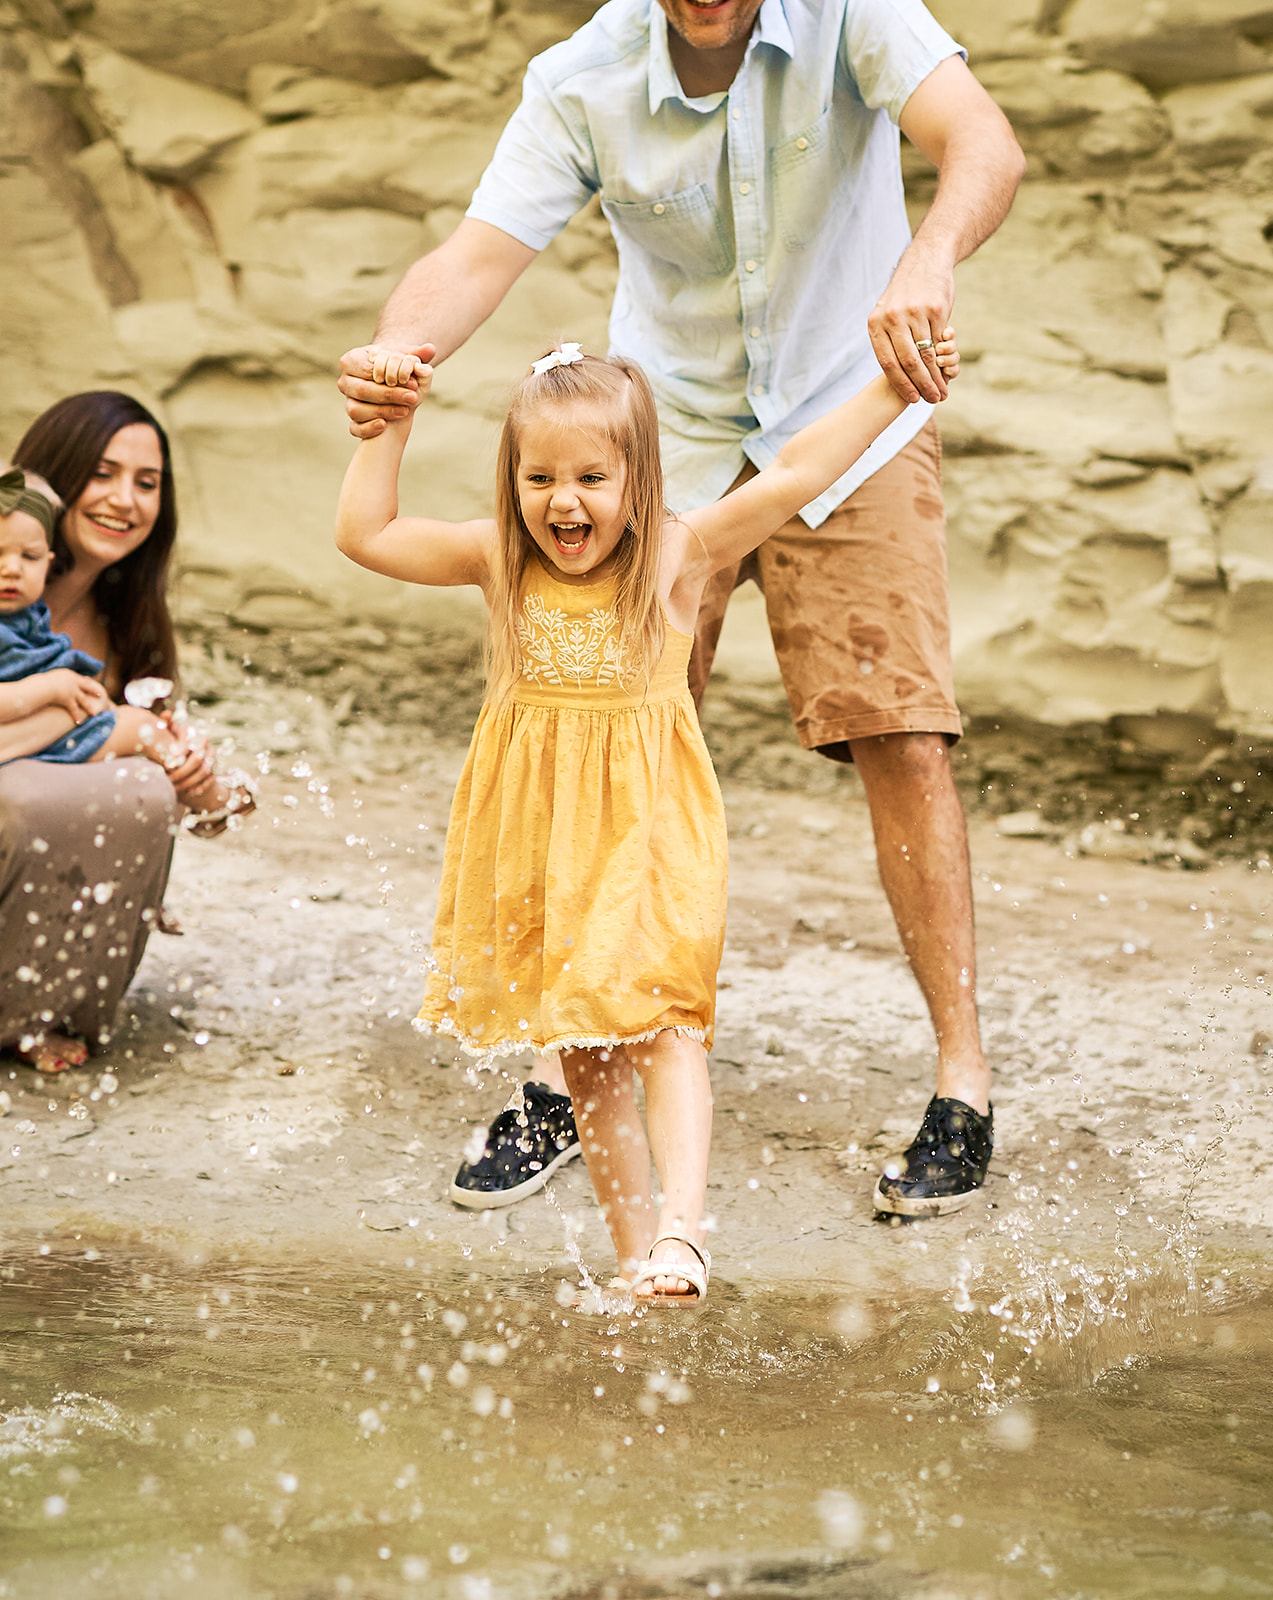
[0,467,58,542]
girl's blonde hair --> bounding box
[486,352,665,703]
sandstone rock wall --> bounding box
[2,0,1271,738]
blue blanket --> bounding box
[0,602,116,763]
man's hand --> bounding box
[42,668,109,724]
[868,246,956,406]
[874,56,1025,405]
[338,343,437,440]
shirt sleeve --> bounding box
[840,0,966,126]
[465,61,600,253]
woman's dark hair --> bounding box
[13,391,179,686]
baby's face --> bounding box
[0,510,53,613]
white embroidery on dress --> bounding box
[518,592,626,687]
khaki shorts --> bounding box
[688,418,961,764]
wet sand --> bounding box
[3,672,1271,1291]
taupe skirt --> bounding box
[0,758,180,1049]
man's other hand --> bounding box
[338,343,437,439]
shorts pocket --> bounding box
[770,108,831,251]
[603,183,733,277]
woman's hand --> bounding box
[41,669,109,724]
[156,715,215,803]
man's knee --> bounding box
[848,730,953,785]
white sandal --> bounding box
[630,1234,711,1304]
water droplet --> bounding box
[815,1489,864,1548]
[988,1404,1036,1451]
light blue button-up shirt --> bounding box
[467,0,962,526]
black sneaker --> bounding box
[872,1096,994,1218]
[449,1081,581,1210]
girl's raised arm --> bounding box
[334,349,496,589]
[681,332,958,577]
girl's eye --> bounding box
[580,475,603,485]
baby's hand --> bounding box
[43,668,108,723]
[934,326,959,387]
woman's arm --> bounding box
[334,354,496,588]
[680,335,958,579]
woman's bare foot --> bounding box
[16,1030,88,1075]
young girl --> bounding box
[335,335,958,1302]
[0,465,253,835]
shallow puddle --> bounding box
[2,1246,1271,1599]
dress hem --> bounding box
[415,1015,708,1058]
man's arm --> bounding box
[870,56,1025,406]
[338,219,539,439]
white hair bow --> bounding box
[531,342,585,376]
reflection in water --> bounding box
[1,1248,1271,1598]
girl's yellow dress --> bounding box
[418,558,727,1057]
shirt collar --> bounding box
[648,0,794,115]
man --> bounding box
[339,0,1025,1217]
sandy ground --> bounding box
[3,673,1272,1317]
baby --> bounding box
[0,464,250,832]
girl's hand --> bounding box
[339,342,437,438]
[369,346,432,393]
[934,326,959,388]
[42,669,108,723]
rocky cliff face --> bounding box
[2,0,1271,739]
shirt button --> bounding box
[738,182,750,195]
[652,203,665,215]
[795,136,809,150]
[732,110,741,120]
[749,326,761,338]
[744,260,756,273]
[753,385,765,395]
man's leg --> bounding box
[753,420,993,1215]
[849,730,988,1112]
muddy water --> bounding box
[2,1248,1270,1600]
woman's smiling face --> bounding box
[516,409,629,584]
[61,423,164,572]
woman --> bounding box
[1,392,214,1074]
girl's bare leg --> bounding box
[533,1052,568,1095]
[560,1046,656,1279]
[629,1032,713,1296]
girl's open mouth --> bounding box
[552,522,591,554]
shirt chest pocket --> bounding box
[603,183,733,278]
[770,108,832,252]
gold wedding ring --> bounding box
[914,338,935,353]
